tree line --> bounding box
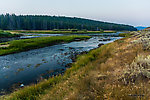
[0,13,137,31]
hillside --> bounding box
[144,27,150,31]
[0,14,137,31]
[136,26,147,30]
[38,31,150,100]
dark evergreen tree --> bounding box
[0,14,137,31]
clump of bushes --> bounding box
[121,55,150,84]
[131,37,150,50]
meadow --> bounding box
[10,30,116,34]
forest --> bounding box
[0,14,137,31]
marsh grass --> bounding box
[0,35,90,56]
[11,30,116,34]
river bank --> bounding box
[0,33,121,99]
[0,33,121,95]
[39,31,149,100]
[2,31,150,100]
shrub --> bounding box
[121,55,150,84]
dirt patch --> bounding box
[0,44,9,48]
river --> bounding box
[0,32,122,94]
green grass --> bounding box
[0,35,90,56]
[119,32,132,37]
[0,30,21,38]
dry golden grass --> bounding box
[39,31,150,100]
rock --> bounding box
[99,38,111,41]
[59,49,64,51]
[98,39,103,41]
[74,39,81,41]
[69,47,74,49]
[98,43,104,47]
[20,84,24,87]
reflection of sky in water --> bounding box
[0,34,122,92]
[20,33,63,39]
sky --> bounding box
[0,0,150,27]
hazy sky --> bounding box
[0,0,150,26]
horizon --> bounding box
[0,0,150,27]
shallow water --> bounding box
[0,34,63,43]
[20,33,63,39]
[0,33,122,93]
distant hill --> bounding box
[143,27,150,31]
[136,26,147,30]
[0,14,137,31]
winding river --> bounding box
[0,32,122,94]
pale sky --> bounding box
[0,0,150,27]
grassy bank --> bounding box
[10,30,116,34]
[39,31,150,100]
[3,31,150,100]
[0,35,90,56]
[0,30,21,38]
[118,31,139,37]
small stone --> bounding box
[98,43,104,47]
[20,84,24,87]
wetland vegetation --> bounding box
[0,35,90,56]
[0,30,21,38]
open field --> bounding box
[0,35,90,56]
[9,30,116,34]
[2,31,150,100]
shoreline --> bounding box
[3,31,150,100]
[1,34,125,100]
